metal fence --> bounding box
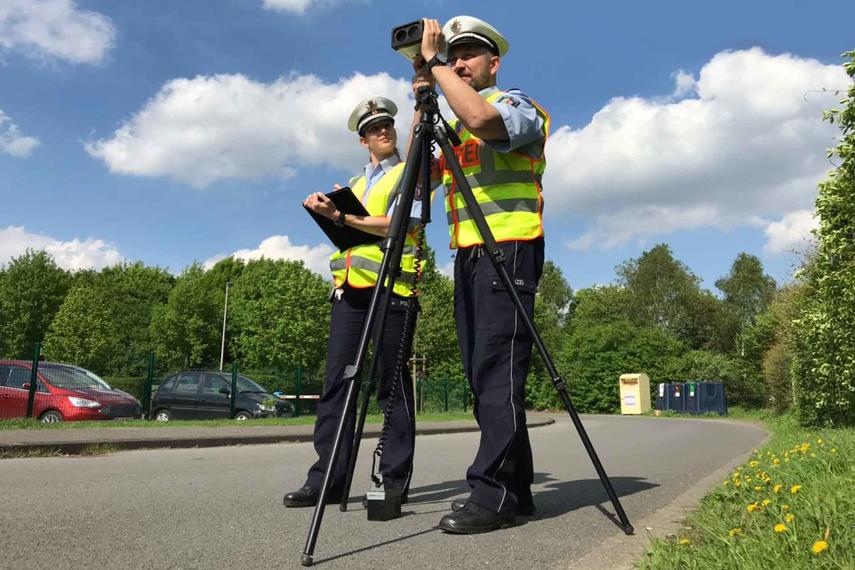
[0,342,470,423]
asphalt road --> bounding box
[0,415,765,570]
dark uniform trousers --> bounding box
[304,285,416,495]
[454,237,545,515]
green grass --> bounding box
[637,413,854,569]
[0,411,474,430]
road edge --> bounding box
[566,418,770,570]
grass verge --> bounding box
[0,411,474,430]
[637,413,854,569]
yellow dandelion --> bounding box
[772,458,780,465]
[747,503,759,513]
[734,481,741,487]
[762,499,771,506]
[679,538,691,545]
[782,504,790,511]
[755,486,763,491]
[785,513,795,523]
[746,477,752,482]
[831,448,837,453]
[723,480,730,487]
[729,528,742,537]
[749,460,759,468]
[816,438,823,444]
[774,523,788,533]
[811,540,828,554]
[773,484,783,493]
[791,484,802,494]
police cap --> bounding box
[348,97,398,135]
[442,16,509,57]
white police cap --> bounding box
[442,16,509,57]
[348,97,398,134]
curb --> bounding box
[0,416,555,456]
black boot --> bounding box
[438,501,514,534]
[282,486,341,508]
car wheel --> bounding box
[153,409,172,422]
[40,410,64,423]
[233,411,253,421]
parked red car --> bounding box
[0,360,141,422]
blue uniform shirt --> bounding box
[478,86,546,159]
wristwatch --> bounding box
[333,210,346,227]
[425,53,446,72]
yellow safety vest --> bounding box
[329,162,419,297]
[441,90,550,249]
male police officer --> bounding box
[412,16,549,534]
[283,97,418,507]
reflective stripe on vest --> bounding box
[442,90,550,248]
[328,162,420,297]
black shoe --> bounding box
[438,502,515,534]
[451,497,535,516]
[282,486,341,508]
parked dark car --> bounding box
[150,370,293,421]
[0,360,142,422]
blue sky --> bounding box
[1,0,853,292]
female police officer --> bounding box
[283,97,419,507]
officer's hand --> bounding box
[420,18,443,62]
[304,192,338,220]
[412,58,435,95]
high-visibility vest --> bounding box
[329,162,419,297]
[442,90,550,249]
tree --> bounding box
[791,51,855,427]
[43,284,116,372]
[150,263,222,369]
[715,253,777,355]
[616,244,703,344]
[0,250,71,358]
[228,258,329,370]
[97,263,174,375]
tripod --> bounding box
[299,87,633,567]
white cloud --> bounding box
[762,209,818,254]
[0,109,39,157]
[546,47,851,252]
[204,235,335,276]
[0,226,124,270]
[0,0,115,65]
[261,0,362,15]
[85,72,418,187]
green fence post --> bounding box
[295,366,302,417]
[26,341,41,419]
[230,362,238,418]
[444,377,449,412]
[143,352,155,419]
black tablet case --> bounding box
[304,187,382,252]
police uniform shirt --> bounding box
[478,86,545,158]
[357,153,423,219]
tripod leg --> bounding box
[339,289,396,511]
[433,127,634,535]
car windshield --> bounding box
[236,375,267,393]
[39,365,113,391]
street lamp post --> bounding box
[219,281,231,371]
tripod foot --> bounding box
[622,524,635,536]
[301,553,314,567]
